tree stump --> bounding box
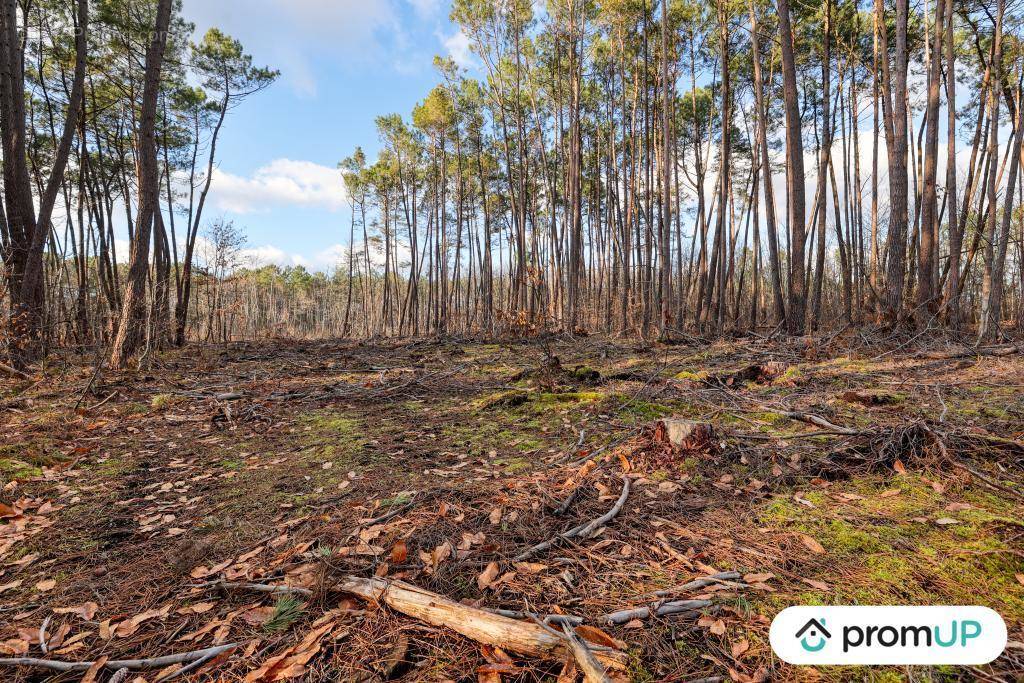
[653,418,714,451]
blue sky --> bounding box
[178,0,471,271]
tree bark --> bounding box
[109,0,174,368]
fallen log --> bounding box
[0,361,32,382]
[921,344,1022,359]
[0,643,238,674]
[514,475,631,562]
[336,576,627,671]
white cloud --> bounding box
[408,0,441,18]
[443,28,474,69]
[238,238,414,273]
[208,159,346,214]
[181,0,402,95]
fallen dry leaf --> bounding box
[240,606,276,626]
[797,534,825,554]
[418,541,452,573]
[98,619,112,640]
[35,579,56,592]
[113,605,170,638]
[731,637,750,658]
[801,577,831,591]
[390,539,408,563]
[574,625,622,649]
[178,602,216,615]
[54,602,98,620]
[80,655,108,683]
[477,561,500,591]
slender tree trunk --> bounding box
[109,0,173,368]
[778,0,806,334]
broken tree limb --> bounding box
[336,576,627,670]
[194,580,313,597]
[38,615,52,655]
[602,599,712,625]
[0,643,239,673]
[651,571,743,597]
[561,621,611,683]
[0,361,32,382]
[921,344,1023,359]
[513,475,631,562]
[769,410,862,435]
[921,425,1024,502]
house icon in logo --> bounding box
[796,618,831,652]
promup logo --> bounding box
[795,618,831,652]
[770,606,1006,665]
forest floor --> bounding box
[1,334,1023,682]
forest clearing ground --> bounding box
[1,335,1023,682]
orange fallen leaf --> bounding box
[178,602,216,615]
[797,534,825,554]
[98,619,112,640]
[54,602,98,620]
[477,562,500,591]
[575,625,622,649]
[81,655,108,683]
[801,577,831,591]
[731,637,750,658]
[390,539,408,564]
[113,605,170,638]
[35,579,56,592]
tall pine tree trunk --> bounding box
[109,0,173,368]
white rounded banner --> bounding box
[770,606,1007,665]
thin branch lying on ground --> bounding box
[922,424,1024,502]
[560,620,612,683]
[0,643,239,674]
[0,361,32,381]
[191,580,313,597]
[602,599,714,625]
[513,475,631,562]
